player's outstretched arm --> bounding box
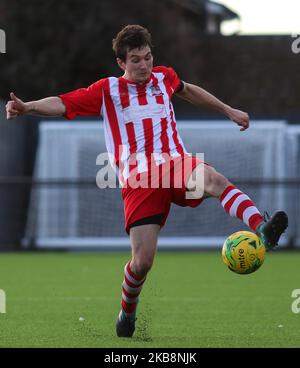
[176,82,249,131]
[6,92,66,120]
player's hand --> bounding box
[227,108,250,131]
[6,92,27,120]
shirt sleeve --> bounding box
[59,79,104,120]
[166,67,182,94]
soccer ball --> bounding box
[222,231,266,275]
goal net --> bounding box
[23,120,289,249]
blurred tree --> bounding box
[0,0,299,116]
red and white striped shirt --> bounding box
[59,66,187,184]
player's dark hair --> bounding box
[112,25,153,61]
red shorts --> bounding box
[122,155,206,234]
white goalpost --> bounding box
[23,120,290,250]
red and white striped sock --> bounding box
[121,261,146,317]
[220,185,264,231]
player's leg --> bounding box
[116,223,160,338]
[187,163,288,249]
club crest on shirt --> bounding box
[151,86,163,96]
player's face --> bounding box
[118,46,153,84]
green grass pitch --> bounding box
[0,251,300,347]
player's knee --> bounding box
[205,169,229,196]
[132,256,153,277]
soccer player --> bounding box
[6,25,288,338]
